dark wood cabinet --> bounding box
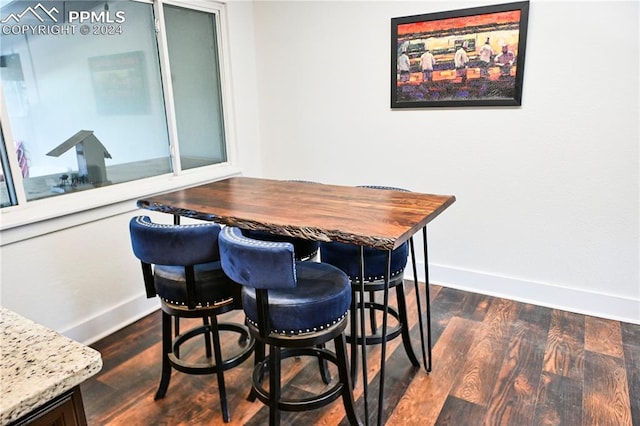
[9,386,87,426]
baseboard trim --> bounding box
[61,294,159,345]
[63,263,639,345]
[406,263,640,325]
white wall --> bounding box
[0,1,637,346]
[0,210,162,340]
[252,1,639,322]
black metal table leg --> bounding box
[359,246,369,425]
[376,250,392,426]
[422,227,432,372]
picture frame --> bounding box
[391,1,529,108]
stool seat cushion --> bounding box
[241,262,351,335]
[320,241,408,281]
[155,261,241,307]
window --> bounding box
[0,122,18,208]
[0,0,231,214]
[164,4,227,171]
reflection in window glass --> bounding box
[164,5,227,170]
[0,125,17,207]
[0,1,171,201]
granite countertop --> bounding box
[0,307,103,425]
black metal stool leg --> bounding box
[350,293,359,385]
[368,290,377,333]
[203,317,213,358]
[268,345,282,426]
[317,343,332,384]
[155,311,173,400]
[209,315,231,422]
[335,332,362,426]
[174,317,180,357]
[409,236,428,371]
[395,284,420,367]
[248,341,265,401]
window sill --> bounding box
[0,164,241,246]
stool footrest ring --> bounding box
[251,347,344,412]
[346,302,403,345]
[169,322,254,375]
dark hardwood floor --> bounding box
[82,283,640,425]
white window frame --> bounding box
[0,0,240,245]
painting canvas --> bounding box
[391,1,529,108]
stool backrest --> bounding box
[129,215,222,306]
[130,216,221,266]
[320,240,408,280]
[219,226,297,290]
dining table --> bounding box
[137,176,456,426]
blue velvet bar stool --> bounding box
[218,226,361,426]
[319,186,421,383]
[129,216,255,423]
[240,230,327,381]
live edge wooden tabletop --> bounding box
[137,177,456,251]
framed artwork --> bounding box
[391,1,529,108]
